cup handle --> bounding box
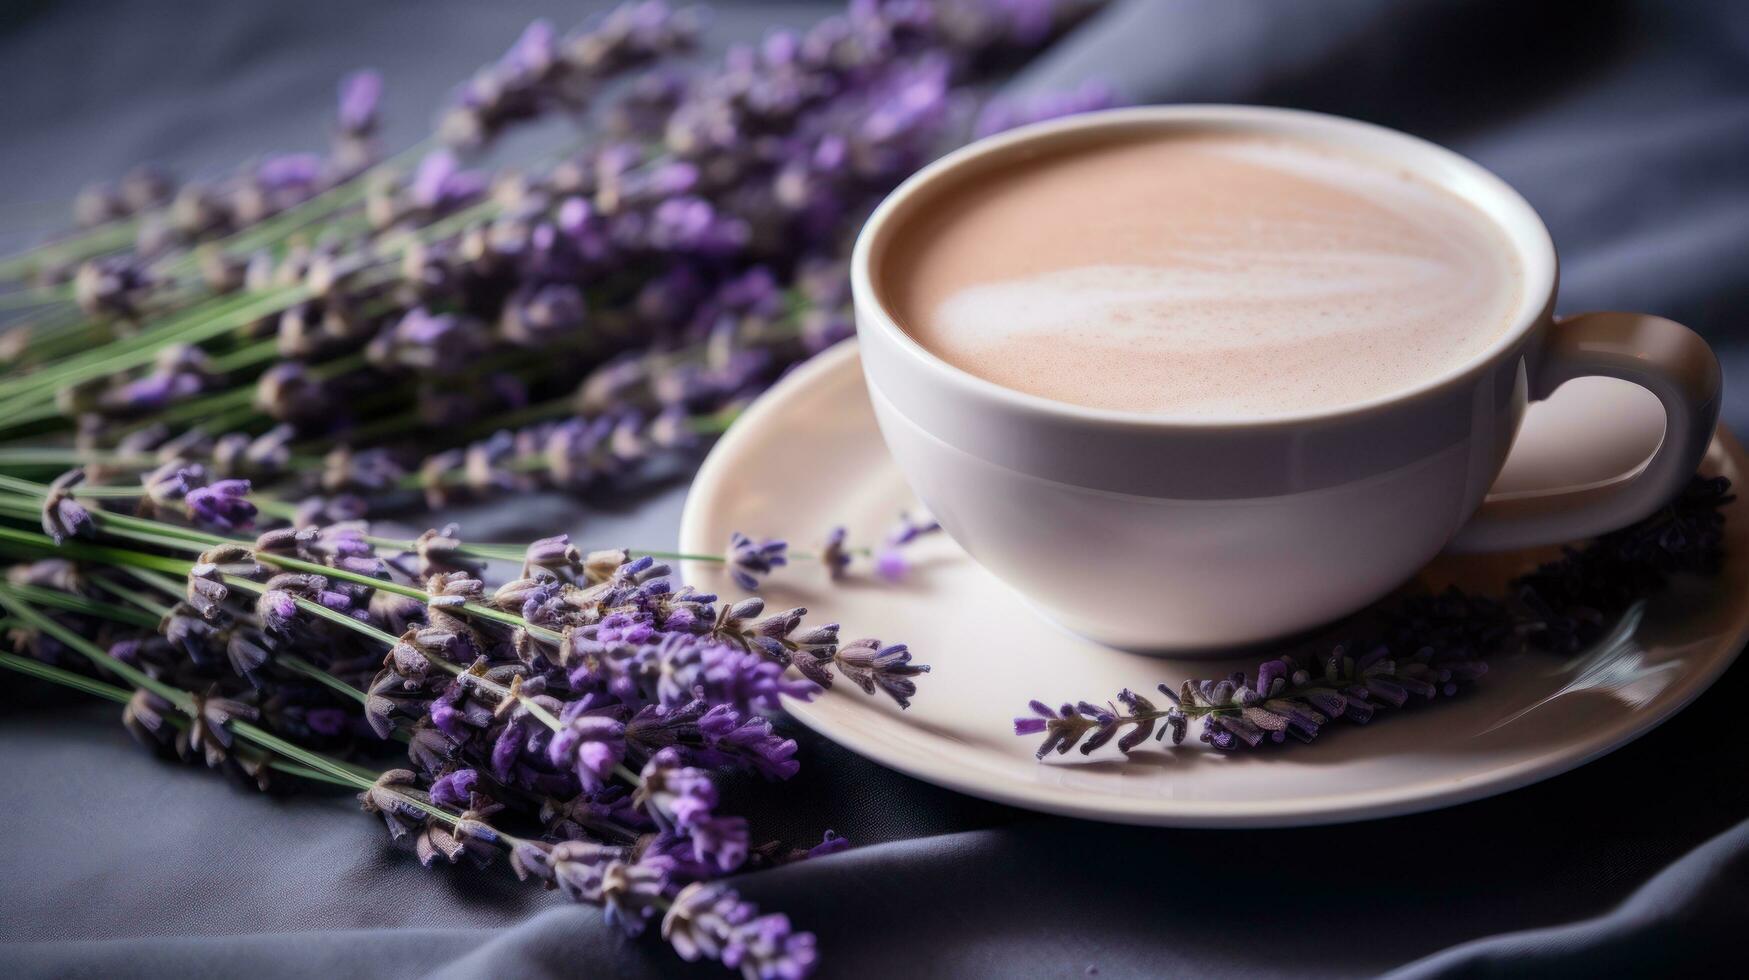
[1447,311,1722,553]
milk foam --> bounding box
[885,133,1524,417]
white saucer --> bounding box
[679,342,1749,827]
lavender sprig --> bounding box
[1018,475,1733,760]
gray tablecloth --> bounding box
[3,1,1747,976]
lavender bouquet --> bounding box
[0,2,1114,975]
[0,0,1116,514]
[2,465,942,976]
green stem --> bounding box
[0,651,356,789]
[0,285,304,399]
[223,574,401,645]
[0,582,158,628]
[0,592,393,794]
[89,573,175,617]
[278,654,368,706]
[1,483,565,643]
[0,524,194,573]
[0,219,140,281]
[118,565,193,601]
[0,649,132,704]
[0,585,186,705]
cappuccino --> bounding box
[882,131,1524,417]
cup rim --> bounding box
[850,104,1559,432]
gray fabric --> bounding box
[3,0,1748,977]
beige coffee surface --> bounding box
[883,132,1524,417]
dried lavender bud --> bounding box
[547,710,627,792]
[39,469,94,545]
[428,768,478,808]
[185,479,257,530]
[254,362,328,421]
[636,747,749,872]
[73,256,153,319]
[337,69,383,138]
[829,638,928,709]
[401,525,481,579]
[500,282,587,346]
[973,78,1123,138]
[159,601,218,665]
[121,689,176,748]
[726,532,787,591]
[359,769,434,841]
[519,534,583,580]
[183,562,229,621]
[816,527,847,582]
[179,692,258,768]
[224,626,272,684]
[885,510,940,546]
[141,460,205,510]
[662,881,818,978]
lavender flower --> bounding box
[873,548,909,583]
[429,768,478,808]
[973,79,1124,138]
[72,256,153,319]
[829,638,928,709]
[885,510,941,546]
[646,632,818,712]
[819,526,852,580]
[180,692,258,768]
[637,747,750,872]
[39,470,94,544]
[548,710,627,791]
[528,841,670,936]
[121,689,175,748]
[408,151,488,214]
[726,532,788,591]
[185,479,257,530]
[337,69,384,136]
[663,882,818,979]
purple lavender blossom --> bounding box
[72,256,153,319]
[501,282,587,346]
[973,79,1124,138]
[663,882,819,979]
[819,526,853,580]
[337,69,384,135]
[547,710,627,792]
[695,703,800,780]
[806,830,850,860]
[39,470,94,544]
[637,747,750,872]
[429,768,478,807]
[885,510,941,546]
[832,638,928,709]
[499,19,559,82]
[409,150,488,212]
[184,479,257,530]
[647,196,749,254]
[649,632,818,712]
[256,153,324,193]
[873,547,909,583]
[726,532,788,591]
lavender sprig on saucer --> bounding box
[1018,475,1734,760]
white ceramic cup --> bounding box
[851,105,1722,651]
